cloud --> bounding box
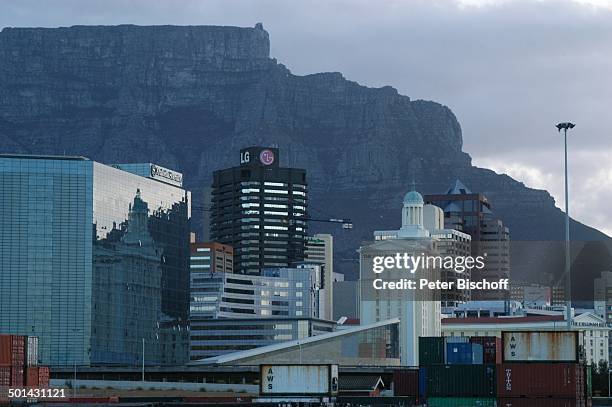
[473,148,612,237]
[1,0,611,233]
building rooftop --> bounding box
[442,315,565,324]
[191,318,400,366]
[0,153,89,161]
[446,179,472,195]
[403,190,424,205]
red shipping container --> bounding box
[0,366,10,387]
[38,366,50,387]
[470,336,502,364]
[0,335,11,366]
[26,367,39,387]
[393,368,419,397]
[10,366,24,387]
[0,335,26,366]
[498,363,584,398]
[498,398,585,407]
[11,335,25,366]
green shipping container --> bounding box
[585,364,592,398]
[426,397,496,407]
[422,365,496,397]
[419,337,445,365]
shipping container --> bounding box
[585,364,592,398]
[10,366,24,387]
[38,366,50,388]
[502,331,578,362]
[497,363,584,398]
[446,343,470,364]
[259,364,338,396]
[471,336,502,364]
[472,343,484,364]
[337,396,418,406]
[421,365,496,397]
[419,337,445,365]
[26,367,39,387]
[393,368,419,397]
[419,367,427,397]
[498,398,585,407]
[0,335,11,366]
[426,397,496,406]
[445,336,470,344]
[12,335,25,367]
[0,366,10,387]
[0,334,26,367]
[26,337,38,367]
[446,343,484,365]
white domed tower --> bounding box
[399,185,429,238]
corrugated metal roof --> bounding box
[442,315,564,324]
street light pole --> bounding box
[71,328,81,399]
[556,122,575,330]
[142,338,145,382]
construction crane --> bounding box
[192,206,353,229]
[308,217,353,229]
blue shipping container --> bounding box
[447,343,472,364]
[445,336,470,344]
[446,343,484,364]
[471,343,484,364]
[419,367,427,397]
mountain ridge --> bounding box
[0,23,609,282]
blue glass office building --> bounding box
[0,155,191,367]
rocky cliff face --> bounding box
[0,24,609,281]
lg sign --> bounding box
[259,149,275,165]
[240,151,250,164]
[240,149,275,166]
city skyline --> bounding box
[0,2,610,403]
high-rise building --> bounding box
[333,280,360,320]
[425,179,510,300]
[0,155,191,367]
[189,266,322,320]
[305,234,334,320]
[188,265,326,360]
[210,147,308,275]
[191,242,234,274]
[361,188,441,366]
[594,271,612,362]
[374,199,471,311]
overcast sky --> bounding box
[2,0,611,235]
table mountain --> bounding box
[0,24,609,286]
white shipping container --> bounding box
[260,365,338,395]
[26,336,38,367]
[503,331,577,362]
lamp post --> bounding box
[71,328,82,399]
[142,338,145,382]
[556,122,575,330]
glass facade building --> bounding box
[189,264,325,360]
[424,179,510,301]
[190,317,335,361]
[190,266,321,320]
[0,155,190,367]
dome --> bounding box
[403,190,424,205]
